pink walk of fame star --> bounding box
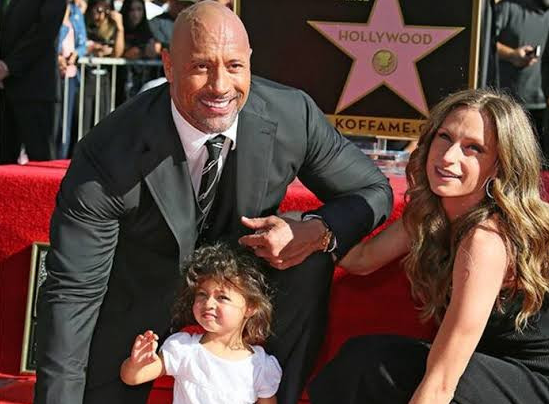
[308,0,464,116]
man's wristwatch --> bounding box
[302,214,337,253]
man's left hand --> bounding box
[239,215,327,270]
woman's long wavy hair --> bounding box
[171,243,273,346]
[120,0,152,46]
[403,88,549,329]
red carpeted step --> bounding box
[0,374,34,404]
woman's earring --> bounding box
[485,178,495,199]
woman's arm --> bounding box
[109,10,125,58]
[409,221,508,404]
[120,330,166,385]
[71,5,88,57]
[338,218,410,275]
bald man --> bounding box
[34,2,392,403]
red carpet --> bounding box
[2,162,547,404]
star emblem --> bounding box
[308,0,464,116]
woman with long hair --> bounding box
[85,0,124,58]
[120,0,152,59]
[117,0,158,103]
[309,88,549,404]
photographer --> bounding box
[495,0,549,166]
[86,0,124,57]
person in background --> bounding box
[136,0,195,91]
[495,0,549,167]
[120,244,281,404]
[85,0,124,58]
[218,0,232,10]
[148,0,196,54]
[55,0,87,159]
[33,2,391,404]
[82,0,124,132]
[309,88,549,404]
[144,0,166,20]
[75,0,88,14]
[0,0,66,164]
[198,0,232,10]
[478,0,499,88]
[121,0,153,59]
[113,0,164,19]
[117,0,158,104]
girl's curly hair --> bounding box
[171,243,273,345]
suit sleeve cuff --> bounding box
[301,213,338,253]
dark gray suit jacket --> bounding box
[35,77,392,403]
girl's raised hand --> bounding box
[121,330,165,385]
[130,330,159,365]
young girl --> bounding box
[309,89,549,404]
[120,244,282,404]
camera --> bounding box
[526,45,541,58]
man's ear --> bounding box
[161,49,173,83]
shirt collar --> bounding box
[170,100,238,158]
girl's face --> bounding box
[128,0,144,28]
[92,3,109,25]
[426,106,498,219]
[192,278,254,336]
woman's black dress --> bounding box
[309,296,549,404]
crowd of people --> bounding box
[0,0,234,163]
[0,0,548,165]
[1,1,549,404]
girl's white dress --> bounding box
[160,332,282,404]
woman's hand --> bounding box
[58,55,68,76]
[109,9,124,30]
[109,10,125,57]
[67,51,78,66]
[144,39,161,58]
[97,44,113,57]
[87,41,112,57]
[409,380,454,404]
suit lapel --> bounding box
[141,86,197,266]
[235,89,277,222]
[139,84,278,257]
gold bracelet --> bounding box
[319,227,333,253]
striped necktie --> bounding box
[196,135,225,232]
